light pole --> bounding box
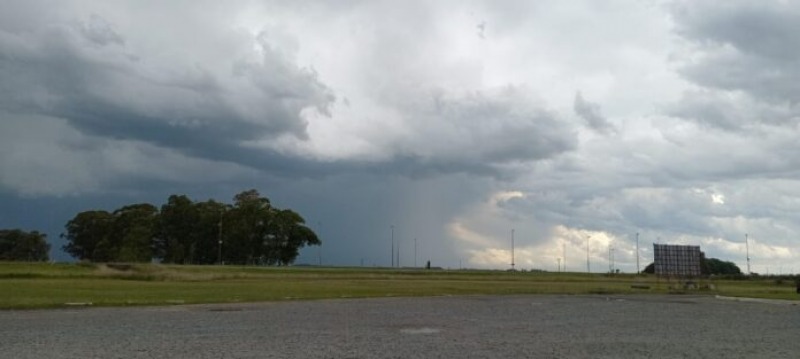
[391,225,394,268]
[218,239,222,265]
[746,233,751,275]
[511,229,515,270]
[610,247,615,273]
[635,232,640,274]
[217,214,223,265]
[586,235,591,273]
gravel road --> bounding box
[1,295,798,358]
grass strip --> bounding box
[1,262,797,309]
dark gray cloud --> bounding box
[573,91,615,133]
[0,5,576,185]
[77,14,125,47]
[0,12,335,175]
[669,1,800,130]
[390,87,577,173]
[671,1,800,72]
[667,90,800,131]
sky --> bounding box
[2,0,800,274]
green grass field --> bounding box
[1,261,797,309]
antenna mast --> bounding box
[511,229,515,270]
[586,235,591,273]
[636,232,640,274]
[745,233,751,275]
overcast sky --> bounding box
[2,0,800,273]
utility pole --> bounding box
[563,243,567,272]
[511,229,515,270]
[557,257,561,272]
[586,235,591,273]
[217,214,223,265]
[746,233,751,275]
[391,226,395,268]
[636,232,640,274]
[611,247,615,273]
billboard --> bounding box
[653,244,702,277]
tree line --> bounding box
[61,189,320,265]
[0,229,50,261]
[642,257,742,275]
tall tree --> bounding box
[225,189,272,264]
[0,229,50,261]
[192,199,228,264]
[112,203,158,262]
[155,195,198,264]
[268,209,320,265]
[62,210,114,261]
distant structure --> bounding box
[653,244,702,277]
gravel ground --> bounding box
[1,295,798,358]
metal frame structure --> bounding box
[653,244,702,277]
